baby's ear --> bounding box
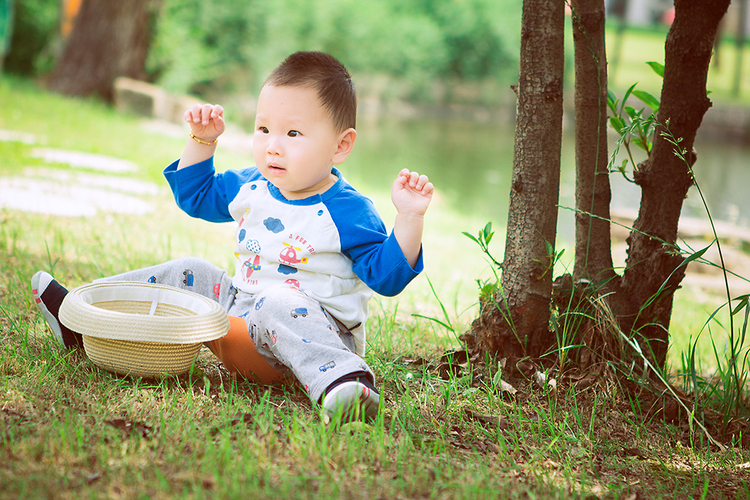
[332,128,357,165]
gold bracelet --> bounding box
[189,131,218,146]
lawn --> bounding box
[1,70,750,499]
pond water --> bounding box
[343,116,750,249]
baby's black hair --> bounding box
[265,51,357,132]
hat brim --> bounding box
[60,281,229,343]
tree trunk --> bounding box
[614,0,731,368]
[48,0,156,101]
[571,0,615,286]
[463,0,564,360]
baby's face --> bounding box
[253,84,346,200]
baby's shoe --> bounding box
[31,271,83,349]
[321,380,380,423]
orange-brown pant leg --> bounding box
[206,316,285,384]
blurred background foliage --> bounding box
[4,0,59,75]
[5,0,522,109]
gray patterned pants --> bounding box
[96,257,374,401]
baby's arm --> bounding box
[177,103,226,171]
[391,169,434,268]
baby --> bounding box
[32,51,434,422]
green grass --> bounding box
[2,73,750,498]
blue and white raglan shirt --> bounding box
[164,158,423,355]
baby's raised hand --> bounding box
[391,169,434,217]
[184,103,226,143]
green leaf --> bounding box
[482,222,494,244]
[462,231,479,245]
[607,89,618,114]
[609,116,626,134]
[622,82,638,112]
[492,367,504,387]
[732,295,750,316]
[412,314,454,333]
[681,243,711,266]
[632,90,660,111]
[646,61,665,78]
[624,106,639,120]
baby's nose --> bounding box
[267,137,283,156]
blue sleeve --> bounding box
[327,189,424,297]
[163,158,262,223]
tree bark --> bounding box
[48,0,156,101]
[571,0,615,286]
[614,0,731,368]
[463,0,564,360]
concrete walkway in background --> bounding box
[0,119,252,218]
[0,128,160,217]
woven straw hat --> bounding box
[59,281,229,378]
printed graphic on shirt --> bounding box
[213,283,221,299]
[242,254,261,284]
[279,242,308,266]
[277,234,314,273]
[239,206,252,226]
[183,269,194,286]
[264,217,284,233]
[238,228,262,253]
[278,264,297,275]
[285,278,300,288]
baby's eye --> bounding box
[258,126,269,134]
[288,130,301,137]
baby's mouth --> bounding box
[267,163,285,174]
